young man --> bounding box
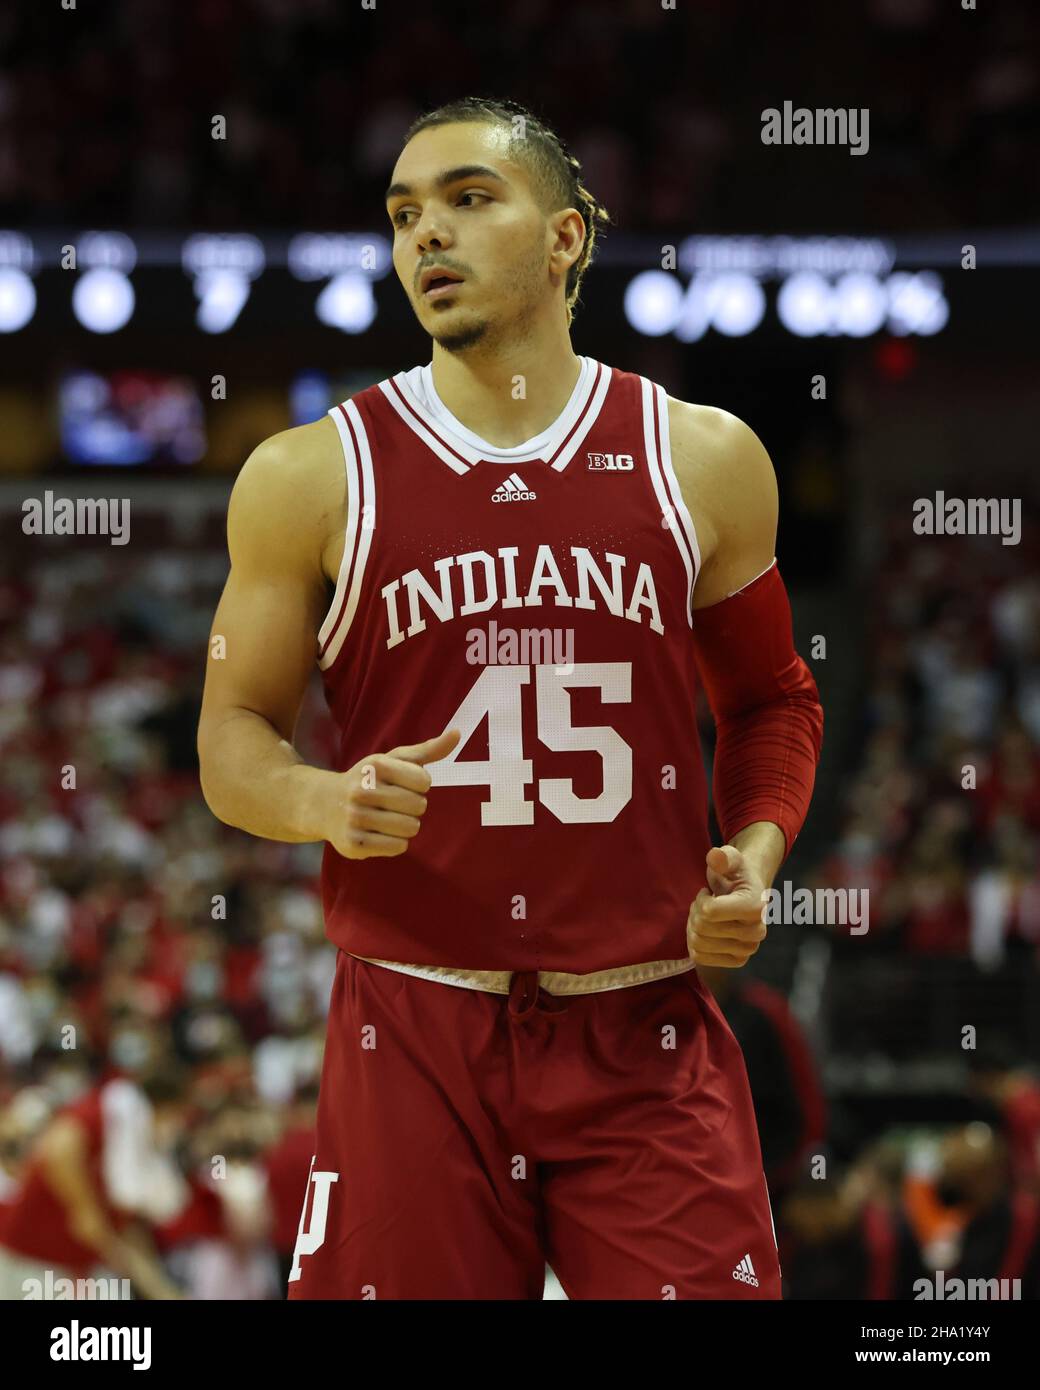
[198,96,824,1300]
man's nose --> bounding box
[415,213,453,254]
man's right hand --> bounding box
[325,728,461,859]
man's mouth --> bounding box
[420,267,465,298]
[425,279,463,300]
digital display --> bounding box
[59,370,206,466]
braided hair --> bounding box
[401,97,612,326]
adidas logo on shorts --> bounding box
[491,473,536,502]
[732,1253,759,1287]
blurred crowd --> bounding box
[2,0,1038,234]
[814,525,1040,968]
[0,541,335,1296]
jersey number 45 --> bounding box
[428,662,633,826]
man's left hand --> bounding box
[686,844,769,968]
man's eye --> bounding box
[393,192,487,227]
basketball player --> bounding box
[0,1072,187,1300]
[197,96,824,1300]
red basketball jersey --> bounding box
[317,356,710,973]
[0,1085,128,1275]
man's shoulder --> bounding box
[665,397,775,508]
[234,415,344,509]
[665,398,766,473]
[228,415,346,564]
[238,414,342,489]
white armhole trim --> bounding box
[727,557,777,597]
[641,379,701,628]
[318,400,376,671]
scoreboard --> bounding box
[3,227,1034,340]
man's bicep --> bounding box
[201,565,323,743]
[200,431,338,745]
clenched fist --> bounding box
[687,844,769,968]
[325,728,461,860]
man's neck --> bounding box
[430,337,583,449]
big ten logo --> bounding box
[587,452,634,471]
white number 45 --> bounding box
[429,662,633,826]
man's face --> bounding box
[386,122,554,353]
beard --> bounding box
[430,311,491,354]
[423,234,548,355]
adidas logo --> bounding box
[491,473,537,502]
[732,1254,759,1288]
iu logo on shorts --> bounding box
[289,1157,339,1281]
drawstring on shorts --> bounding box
[507,970,570,1022]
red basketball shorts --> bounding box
[287,951,781,1300]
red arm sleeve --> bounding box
[690,560,823,855]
